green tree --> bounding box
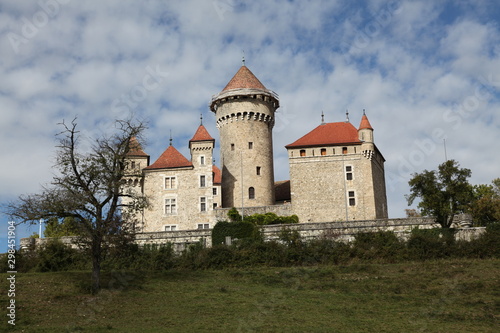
[43,217,80,238]
[227,207,242,222]
[406,160,473,228]
[469,178,500,226]
[4,118,147,293]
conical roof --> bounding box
[222,65,267,92]
[359,114,373,130]
[126,136,149,157]
[144,145,192,170]
[189,124,215,142]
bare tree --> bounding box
[5,117,147,293]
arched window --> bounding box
[249,187,255,199]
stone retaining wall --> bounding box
[259,217,440,243]
[20,217,486,253]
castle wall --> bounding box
[370,150,388,218]
[142,166,216,232]
[289,146,367,222]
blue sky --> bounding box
[1,0,499,252]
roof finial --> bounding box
[169,130,173,146]
[242,50,245,66]
[321,111,325,124]
[345,109,350,122]
[200,113,203,125]
[363,108,366,115]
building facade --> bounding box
[123,64,388,231]
[285,112,388,222]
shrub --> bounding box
[212,221,258,245]
[407,228,456,260]
[352,231,405,261]
[35,239,87,272]
[306,239,351,265]
[464,222,500,258]
[227,207,242,222]
[243,212,299,225]
[197,245,235,269]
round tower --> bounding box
[358,110,375,159]
[210,64,279,208]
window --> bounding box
[249,187,255,199]
[300,149,306,157]
[213,203,218,209]
[332,148,336,155]
[231,143,235,151]
[256,166,261,175]
[342,147,348,154]
[200,156,205,165]
[164,225,177,231]
[200,197,206,212]
[164,176,177,189]
[321,148,326,156]
[131,161,136,169]
[164,198,177,215]
[200,175,206,187]
[213,187,217,195]
[348,191,356,206]
[197,223,210,230]
[346,166,353,181]
[248,142,253,149]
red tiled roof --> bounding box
[126,136,149,157]
[222,65,267,92]
[212,165,222,184]
[358,114,373,130]
[286,122,361,148]
[190,125,215,142]
[144,145,193,170]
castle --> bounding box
[123,63,388,232]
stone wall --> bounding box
[260,217,440,243]
[20,236,82,250]
[21,217,486,254]
[134,229,212,253]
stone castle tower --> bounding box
[285,111,388,222]
[210,63,279,208]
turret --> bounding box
[189,118,215,169]
[210,63,279,208]
[358,110,374,159]
[124,136,149,187]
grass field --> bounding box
[1,258,498,332]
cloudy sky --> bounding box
[1,0,499,251]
